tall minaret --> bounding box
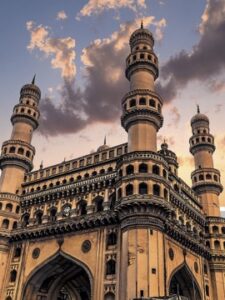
[189,106,223,216]
[0,76,40,194]
[121,22,163,152]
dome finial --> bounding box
[141,19,144,29]
[104,135,106,145]
[197,104,200,114]
[31,74,36,85]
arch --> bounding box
[104,292,115,300]
[126,184,133,196]
[9,146,16,153]
[139,97,146,105]
[107,232,117,247]
[153,184,160,197]
[16,205,20,213]
[14,247,22,258]
[22,251,93,300]
[93,196,104,212]
[10,270,17,282]
[35,210,43,225]
[206,173,212,180]
[199,174,204,181]
[49,207,57,222]
[0,202,2,210]
[77,200,87,215]
[22,213,30,227]
[18,147,24,155]
[152,164,160,175]
[12,221,18,229]
[222,226,225,234]
[130,99,136,107]
[149,98,156,107]
[169,264,202,300]
[6,203,13,212]
[106,259,116,275]
[214,240,220,250]
[2,219,9,229]
[126,164,134,175]
[139,163,148,173]
[117,188,122,200]
[212,225,219,234]
[139,182,148,195]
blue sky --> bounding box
[1,0,225,206]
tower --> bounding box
[0,78,40,297]
[121,23,163,152]
[189,106,223,217]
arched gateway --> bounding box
[22,252,92,300]
[169,264,202,300]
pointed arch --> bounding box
[168,263,202,300]
[22,250,93,300]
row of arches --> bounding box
[127,52,157,65]
[120,163,167,178]
[193,173,219,182]
[118,183,168,199]
[23,169,115,195]
[3,146,32,158]
[205,225,225,235]
[20,98,37,107]
[14,106,37,118]
[191,136,213,145]
[124,97,161,112]
[1,219,17,230]
[0,202,20,213]
[206,239,225,250]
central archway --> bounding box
[169,264,202,300]
[22,252,92,300]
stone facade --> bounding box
[0,25,224,300]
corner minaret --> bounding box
[189,107,223,216]
[0,78,41,194]
[121,23,163,152]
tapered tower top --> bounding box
[191,106,209,126]
[20,76,41,102]
[129,22,154,49]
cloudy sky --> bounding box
[1,0,225,206]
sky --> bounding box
[1,0,225,207]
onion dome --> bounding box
[129,21,154,48]
[158,141,178,167]
[97,136,109,152]
[191,105,209,126]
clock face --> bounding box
[62,205,71,217]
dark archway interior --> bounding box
[23,254,91,300]
[169,266,201,300]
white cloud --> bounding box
[76,0,146,19]
[56,10,68,21]
[26,21,76,80]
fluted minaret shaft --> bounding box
[190,109,222,216]
[121,25,163,152]
[0,79,41,194]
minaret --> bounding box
[121,22,163,152]
[189,107,223,216]
[0,77,40,194]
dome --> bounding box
[97,137,109,152]
[158,142,178,167]
[129,22,154,48]
[191,106,209,126]
[20,75,41,100]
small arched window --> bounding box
[153,184,160,197]
[126,184,133,196]
[139,97,146,105]
[104,292,115,300]
[107,232,117,246]
[199,174,204,181]
[214,175,218,182]
[78,200,87,216]
[204,264,208,275]
[94,196,104,212]
[100,169,105,174]
[50,207,57,222]
[106,259,116,275]
[139,163,148,173]
[92,171,97,177]
[0,202,2,210]
[6,203,13,212]
[212,226,219,234]
[36,211,43,225]
[26,151,30,158]
[130,99,136,107]
[2,219,9,229]
[214,240,220,250]
[206,174,212,180]
[77,175,82,181]
[9,146,16,153]
[10,270,17,282]
[22,214,30,227]
[14,247,21,258]
[163,169,167,178]
[149,99,156,107]
[140,53,145,59]
[164,189,168,199]
[152,165,160,175]
[174,184,179,193]
[205,285,209,296]
[126,165,134,175]
[206,241,210,248]
[221,227,225,234]
[16,205,20,213]
[139,182,148,195]
[18,148,24,155]
[12,221,17,229]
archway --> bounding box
[22,252,92,300]
[169,264,202,300]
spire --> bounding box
[104,135,106,145]
[31,74,36,85]
[141,19,144,29]
[197,104,200,114]
[40,160,43,169]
